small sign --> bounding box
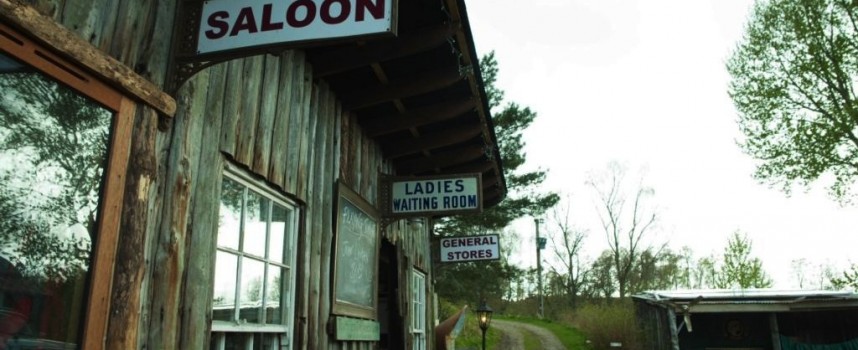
[440,234,500,263]
[333,316,380,341]
[198,0,396,55]
[381,174,482,218]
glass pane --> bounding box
[0,51,111,348]
[265,265,284,324]
[224,333,252,350]
[269,203,288,263]
[238,258,265,324]
[212,251,238,321]
[242,190,267,258]
[218,178,242,250]
[253,333,280,350]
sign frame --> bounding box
[439,234,501,264]
[378,173,483,219]
[331,180,380,319]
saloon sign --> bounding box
[198,0,396,54]
[440,234,500,263]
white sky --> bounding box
[466,0,858,289]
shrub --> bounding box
[563,299,643,350]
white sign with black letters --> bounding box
[198,0,395,54]
[390,175,480,215]
[440,234,500,263]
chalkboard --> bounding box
[331,181,379,319]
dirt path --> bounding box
[491,319,566,350]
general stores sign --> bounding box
[379,174,483,218]
[197,0,397,55]
[440,234,500,263]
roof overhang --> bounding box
[633,289,858,313]
[304,0,507,208]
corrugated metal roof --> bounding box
[633,289,858,313]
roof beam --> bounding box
[395,144,486,174]
[383,122,483,158]
[343,67,463,110]
[312,22,460,78]
[364,97,476,137]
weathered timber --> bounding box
[342,68,463,110]
[396,144,486,175]
[219,59,244,158]
[179,62,227,350]
[362,98,476,137]
[305,82,322,350]
[234,55,263,165]
[268,51,296,188]
[383,123,483,159]
[311,23,460,78]
[0,0,176,116]
[106,105,157,350]
[252,54,280,174]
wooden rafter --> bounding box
[363,97,476,137]
[382,122,482,159]
[396,144,486,174]
[343,67,462,110]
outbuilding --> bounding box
[634,289,858,350]
[0,0,505,349]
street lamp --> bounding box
[476,300,494,350]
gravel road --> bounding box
[491,319,566,350]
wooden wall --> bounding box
[9,1,435,349]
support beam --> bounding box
[382,123,482,159]
[363,98,476,137]
[343,68,462,110]
[395,144,485,174]
[311,23,460,78]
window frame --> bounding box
[210,163,301,349]
[411,269,427,350]
[0,21,134,350]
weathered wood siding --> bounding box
[13,1,435,349]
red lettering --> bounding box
[321,0,352,24]
[205,11,230,39]
[261,3,284,31]
[287,0,316,28]
[356,0,385,21]
[230,7,259,36]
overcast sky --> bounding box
[466,0,858,289]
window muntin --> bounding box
[411,270,426,350]
[0,48,117,349]
[212,168,299,350]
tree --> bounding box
[0,68,110,282]
[587,162,658,298]
[545,195,589,308]
[727,0,858,202]
[714,231,773,289]
[831,263,858,290]
[434,52,559,304]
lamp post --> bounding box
[476,300,494,350]
[535,218,545,319]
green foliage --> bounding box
[831,263,858,290]
[565,299,643,350]
[727,0,858,202]
[713,231,773,289]
[434,52,558,303]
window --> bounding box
[211,166,300,350]
[0,22,132,350]
[411,269,426,350]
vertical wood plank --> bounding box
[305,83,322,350]
[315,84,332,350]
[268,51,295,188]
[220,59,244,158]
[295,65,314,198]
[106,105,158,350]
[253,54,279,175]
[179,62,227,349]
[234,55,263,166]
[284,51,307,194]
[146,68,209,349]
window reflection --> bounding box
[0,51,111,348]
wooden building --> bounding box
[0,0,506,349]
[634,289,858,350]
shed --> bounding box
[633,289,858,350]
